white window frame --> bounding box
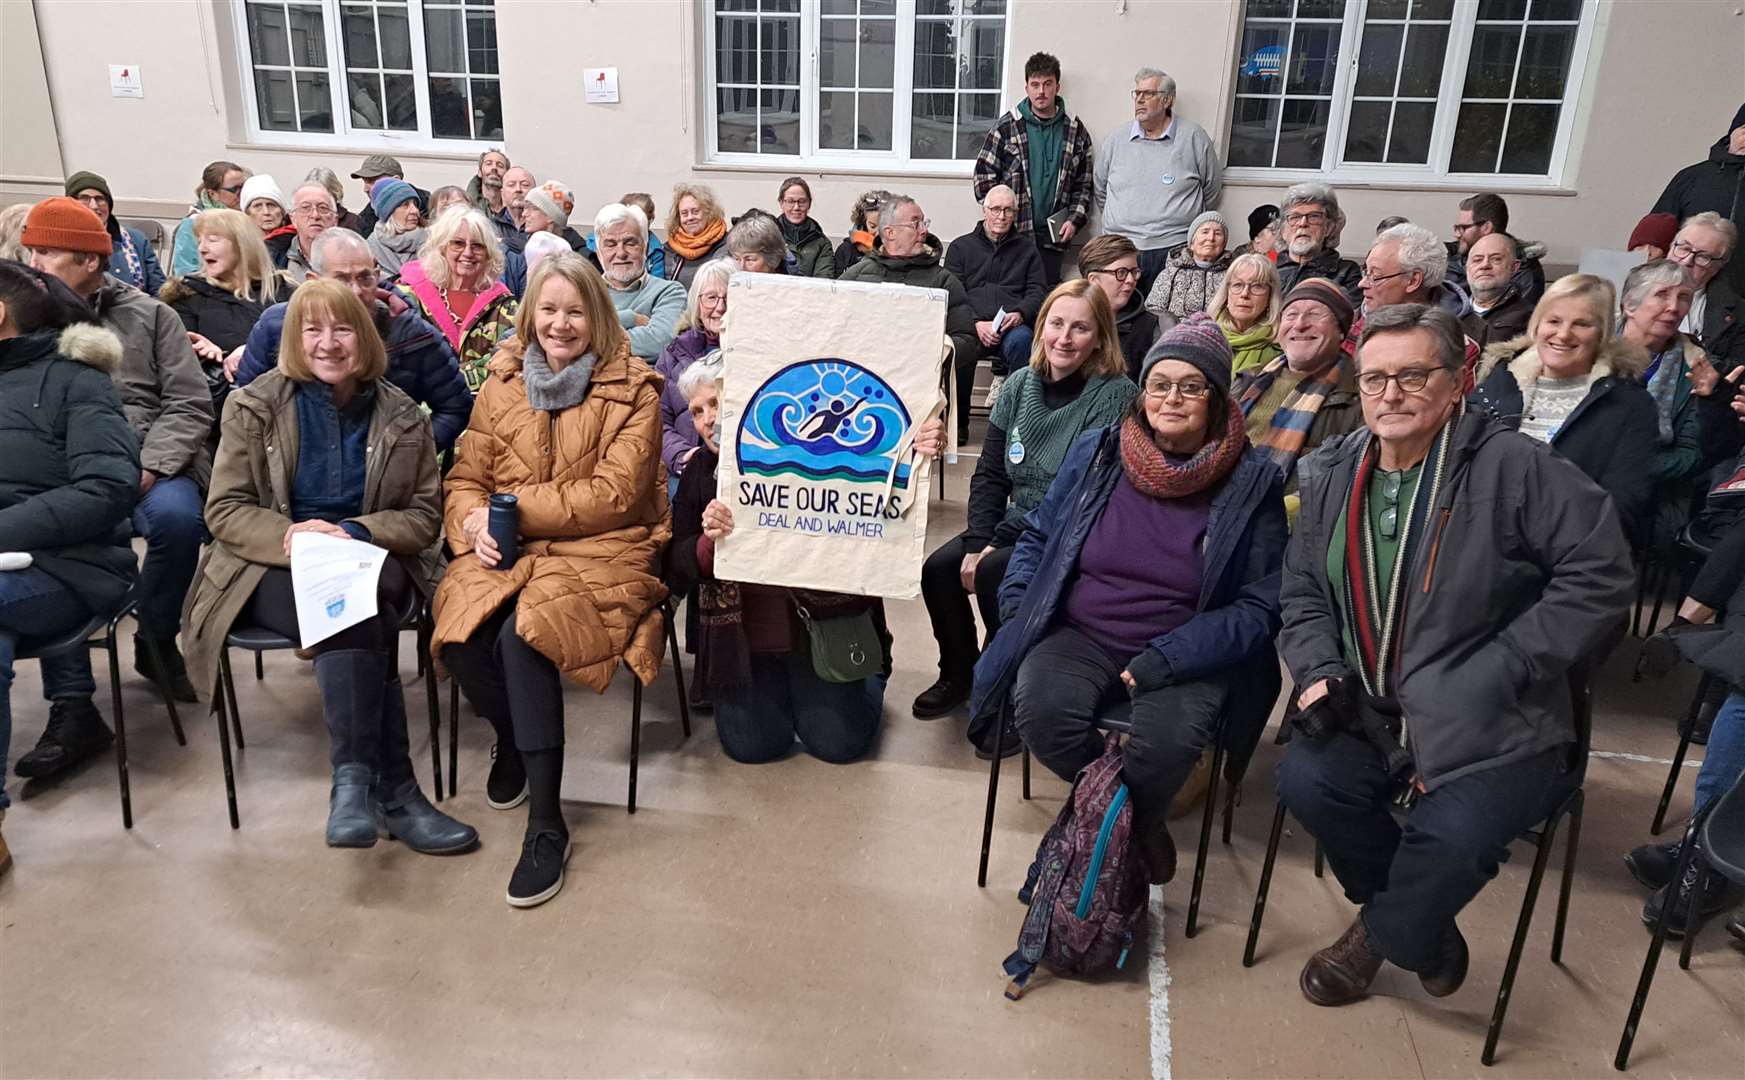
[702,0,1012,175]
[1223,0,1597,189]
[230,0,502,152]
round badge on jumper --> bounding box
[1008,440,1026,465]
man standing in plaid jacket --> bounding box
[973,52,1095,288]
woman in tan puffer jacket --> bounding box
[432,252,670,908]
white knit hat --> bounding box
[239,175,287,213]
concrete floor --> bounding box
[2,446,1742,1079]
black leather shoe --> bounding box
[134,634,197,703]
[1300,918,1384,1006]
[1419,923,1469,997]
[486,742,528,810]
[375,781,479,854]
[1626,841,1682,891]
[1137,819,1177,886]
[15,699,113,779]
[507,829,572,909]
[326,763,377,848]
[912,677,970,720]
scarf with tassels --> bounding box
[1119,399,1248,499]
[666,216,727,260]
[1236,353,1346,475]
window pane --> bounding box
[910,92,956,159]
[1367,0,1409,18]
[295,71,333,131]
[348,73,386,127]
[248,4,290,67]
[467,13,498,75]
[1500,102,1558,172]
[819,19,856,88]
[256,69,297,130]
[1297,0,1346,17]
[822,0,856,12]
[379,8,411,67]
[861,0,895,13]
[287,3,326,65]
[384,73,417,129]
[761,17,800,84]
[342,5,377,68]
[956,94,1000,158]
[862,19,895,87]
[1398,25,1448,97]
[1516,25,1574,97]
[912,21,953,89]
[1285,25,1341,96]
[819,89,855,148]
[919,0,1001,11]
[1236,25,1287,96]
[1343,100,1390,162]
[1463,25,1521,97]
[1247,0,1291,14]
[429,76,471,137]
[1477,0,1527,16]
[717,87,758,152]
[1448,101,1506,170]
[1387,100,1435,163]
[717,16,758,83]
[1530,0,1581,19]
[961,21,1004,89]
[1411,0,1454,17]
[471,78,503,140]
[761,0,800,10]
[1229,97,1280,167]
[1276,98,1330,168]
[425,7,464,72]
[1353,24,1403,97]
[717,0,757,11]
[858,91,894,151]
[761,88,800,153]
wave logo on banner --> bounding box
[736,359,914,490]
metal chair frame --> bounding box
[1650,673,1715,835]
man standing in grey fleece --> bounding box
[1093,67,1223,298]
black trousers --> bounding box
[1033,238,1065,288]
[440,598,567,753]
[919,534,1012,683]
[243,560,415,656]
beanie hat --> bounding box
[1140,312,1235,395]
[64,171,113,206]
[539,182,575,216]
[239,175,287,213]
[523,231,571,275]
[524,188,569,231]
[1189,210,1229,241]
[369,178,419,221]
[21,197,112,256]
[1627,212,1679,254]
[1281,277,1355,335]
[1247,204,1279,241]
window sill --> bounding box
[1222,170,1577,198]
[225,140,493,164]
[695,159,977,182]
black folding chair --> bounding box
[211,598,442,829]
[1650,672,1720,834]
[1242,680,1591,1067]
[16,585,185,829]
[1614,770,1745,1070]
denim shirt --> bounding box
[291,380,374,539]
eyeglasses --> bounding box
[1360,268,1410,284]
[1226,281,1268,296]
[1143,378,1211,401]
[1377,470,1405,540]
[889,217,930,233]
[1356,367,1441,397]
[1090,266,1141,282]
[984,206,1017,217]
[292,203,336,219]
[779,197,810,208]
[1451,221,1482,234]
[1671,239,1725,269]
[1284,211,1327,226]
[220,183,245,194]
[1131,89,1163,101]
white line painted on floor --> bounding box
[1148,886,1172,1080]
[1590,750,1703,767]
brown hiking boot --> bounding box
[1300,917,1384,1006]
[1419,923,1468,997]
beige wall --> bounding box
[7,0,1742,268]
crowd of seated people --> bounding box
[0,63,1740,984]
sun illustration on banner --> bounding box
[736,359,914,489]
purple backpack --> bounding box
[1003,733,1149,999]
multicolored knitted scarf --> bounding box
[1119,399,1247,499]
[1235,353,1346,474]
[666,216,727,260]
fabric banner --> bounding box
[713,273,946,599]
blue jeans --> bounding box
[995,325,1034,377]
[1696,691,1745,811]
[714,653,884,764]
[0,568,93,808]
[40,475,203,698]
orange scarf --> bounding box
[667,216,727,260]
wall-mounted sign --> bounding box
[109,64,143,98]
[584,67,619,104]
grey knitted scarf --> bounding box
[522,340,597,412]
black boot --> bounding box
[133,633,197,703]
[483,710,527,810]
[370,671,478,854]
[315,649,388,846]
[912,676,971,720]
[15,698,113,779]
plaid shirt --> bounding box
[974,106,1095,246]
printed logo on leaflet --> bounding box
[736,359,914,493]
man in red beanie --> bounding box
[19,197,211,774]
[1628,212,1680,261]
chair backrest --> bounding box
[1698,770,1745,885]
[121,217,166,257]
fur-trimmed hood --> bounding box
[56,323,124,373]
[1474,332,1650,388]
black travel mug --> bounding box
[487,493,519,570]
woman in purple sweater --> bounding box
[655,258,732,499]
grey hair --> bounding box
[1375,222,1448,289]
[1621,258,1695,313]
[309,227,372,273]
[1358,303,1464,373]
[679,258,735,332]
[726,214,787,268]
[1134,67,1176,101]
[677,349,724,402]
[292,182,336,211]
[1281,182,1340,219]
[303,167,346,207]
[877,193,920,236]
[595,201,649,243]
[1682,210,1739,260]
[478,147,509,167]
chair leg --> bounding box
[222,649,246,750]
[1186,738,1225,938]
[978,728,1005,888]
[448,679,459,798]
[1313,840,1325,878]
[1242,799,1289,967]
[1222,775,1239,845]
[1615,813,1708,1070]
[666,605,692,739]
[1482,812,1563,1066]
[1552,793,1584,964]
[1651,726,1696,836]
[1678,900,1701,970]
[1021,747,1031,800]
[1645,560,1672,637]
[253,650,264,680]
[423,641,443,802]
[627,676,643,815]
[1631,555,1650,637]
[103,638,132,830]
[135,632,185,746]
[214,656,240,829]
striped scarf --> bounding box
[114,229,143,287]
[1236,354,1345,473]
